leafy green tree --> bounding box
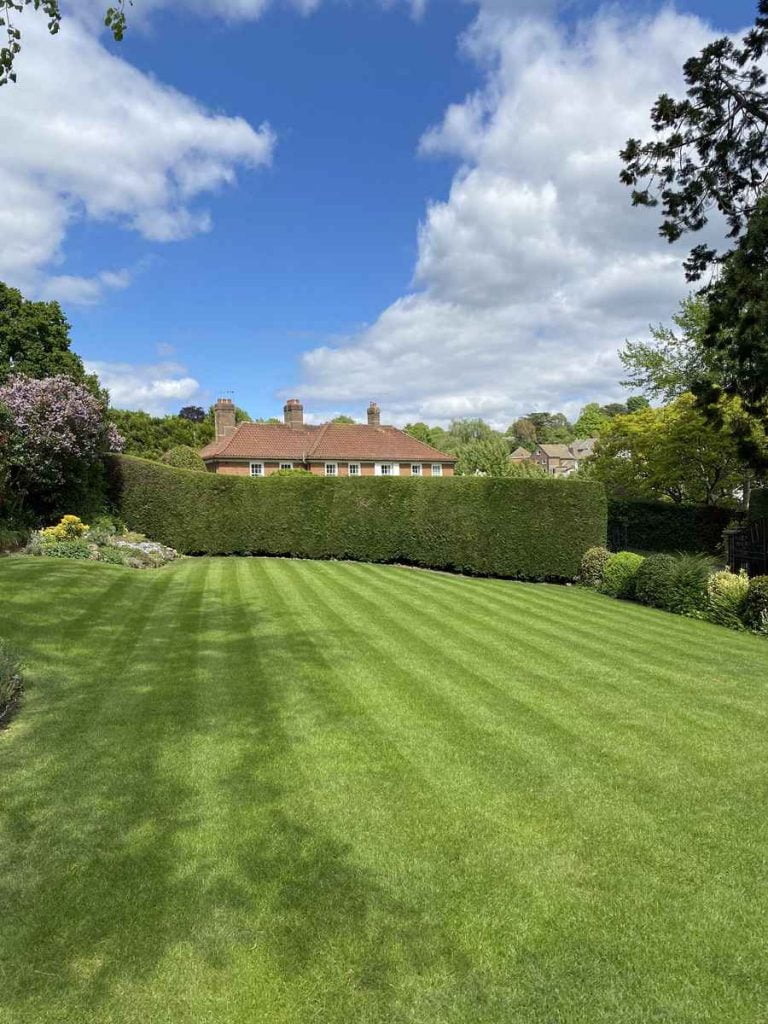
[506,417,537,449]
[573,403,608,439]
[446,418,495,448]
[526,412,573,444]
[599,403,628,419]
[620,1,768,280]
[404,422,434,445]
[109,409,213,460]
[0,282,93,386]
[626,395,651,413]
[331,414,356,424]
[619,295,718,402]
[589,394,759,506]
[699,195,768,468]
[456,437,514,477]
[178,406,206,423]
[1,1,128,86]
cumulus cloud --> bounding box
[0,13,274,299]
[297,8,722,427]
[86,359,202,415]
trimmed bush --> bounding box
[580,546,611,587]
[608,499,731,555]
[160,445,206,472]
[106,455,607,581]
[599,551,645,599]
[707,569,750,630]
[635,552,712,615]
[744,576,768,634]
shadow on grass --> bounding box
[0,560,472,1020]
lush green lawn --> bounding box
[1,556,766,1024]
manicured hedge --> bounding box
[107,456,607,580]
[608,498,731,555]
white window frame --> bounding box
[375,462,399,476]
[411,464,422,476]
[347,463,361,476]
[250,462,264,477]
[279,462,293,471]
[431,464,443,477]
[325,462,338,476]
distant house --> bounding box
[201,398,457,477]
[509,446,533,463]
[530,438,596,477]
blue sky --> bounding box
[0,0,759,424]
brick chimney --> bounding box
[284,398,304,429]
[367,401,380,427]
[213,397,236,441]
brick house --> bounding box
[201,398,457,477]
[530,438,596,477]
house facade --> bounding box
[201,398,457,477]
[520,438,596,477]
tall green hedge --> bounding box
[608,498,731,555]
[108,456,607,580]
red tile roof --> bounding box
[201,422,456,463]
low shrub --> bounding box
[40,514,89,542]
[599,551,645,599]
[580,546,611,587]
[636,552,713,616]
[706,569,750,630]
[35,538,94,560]
[744,576,768,635]
[635,554,677,609]
[0,523,29,553]
[0,640,22,724]
[160,446,206,472]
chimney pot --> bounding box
[367,401,380,428]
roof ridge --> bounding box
[307,420,331,459]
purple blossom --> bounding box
[0,374,123,488]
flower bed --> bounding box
[25,516,178,569]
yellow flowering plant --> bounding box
[40,515,90,542]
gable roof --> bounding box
[509,446,531,460]
[201,421,456,463]
[537,443,576,460]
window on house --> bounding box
[348,463,361,476]
[279,462,293,471]
[431,464,443,477]
[325,463,337,476]
[250,462,264,477]
[411,464,422,476]
[379,463,393,476]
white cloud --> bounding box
[0,13,274,299]
[297,8,724,427]
[86,359,202,414]
[40,268,132,305]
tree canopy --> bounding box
[620,1,768,280]
[0,282,96,388]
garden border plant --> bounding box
[0,640,22,728]
[107,455,607,581]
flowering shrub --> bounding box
[706,569,750,629]
[0,374,123,521]
[41,514,89,542]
